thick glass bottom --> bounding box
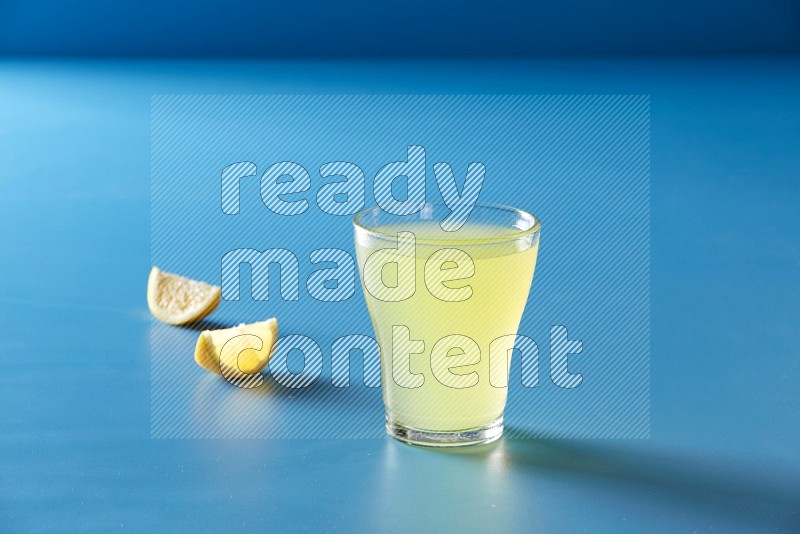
[386,414,504,447]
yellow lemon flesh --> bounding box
[194,318,278,377]
[147,266,221,325]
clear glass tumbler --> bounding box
[354,202,540,446]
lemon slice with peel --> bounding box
[195,318,278,378]
[147,266,221,325]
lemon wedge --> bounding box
[194,318,279,378]
[147,266,221,325]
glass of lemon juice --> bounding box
[354,203,540,446]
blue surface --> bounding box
[1,0,799,57]
[1,59,799,532]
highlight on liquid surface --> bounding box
[355,220,539,431]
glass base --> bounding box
[386,415,504,447]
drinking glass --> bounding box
[353,202,540,446]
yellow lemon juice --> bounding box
[355,220,539,435]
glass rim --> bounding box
[353,202,541,246]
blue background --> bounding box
[1,1,799,533]
[1,0,799,57]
